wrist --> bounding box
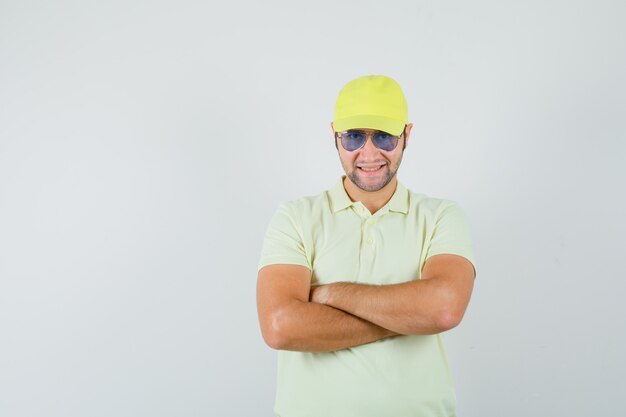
[311,282,345,305]
[323,282,348,307]
[311,284,330,304]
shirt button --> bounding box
[367,238,374,245]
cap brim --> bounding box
[333,114,406,136]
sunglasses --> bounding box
[335,126,406,152]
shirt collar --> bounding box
[387,180,410,214]
[328,177,355,213]
[328,177,410,214]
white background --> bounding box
[1,1,625,416]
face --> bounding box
[333,124,413,192]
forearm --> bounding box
[312,279,462,335]
[267,298,398,353]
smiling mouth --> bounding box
[357,163,386,173]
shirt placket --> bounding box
[353,203,386,283]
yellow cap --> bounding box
[333,75,408,136]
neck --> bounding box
[342,176,398,214]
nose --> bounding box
[358,135,381,160]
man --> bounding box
[256,75,476,417]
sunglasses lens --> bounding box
[341,131,366,151]
[372,132,398,151]
[339,130,400,151]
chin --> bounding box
[350,172,395,192]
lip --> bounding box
[356,163,387,176]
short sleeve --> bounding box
[257,202,312,271]
[425,201,476,275]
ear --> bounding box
[331,122,338,150]
[403,123,413,149]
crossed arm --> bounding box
[256,254,475,353]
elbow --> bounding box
[434,309,463,332]
[434,294,468,331]
[263,332,286,351]
[402,285,470,334]
[404,310,462,335]
[261,308,294,350]
[432,285,469,332]
[261,325,282,350]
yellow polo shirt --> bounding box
[258,177,476,417]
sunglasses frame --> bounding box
[334,125,407,152]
